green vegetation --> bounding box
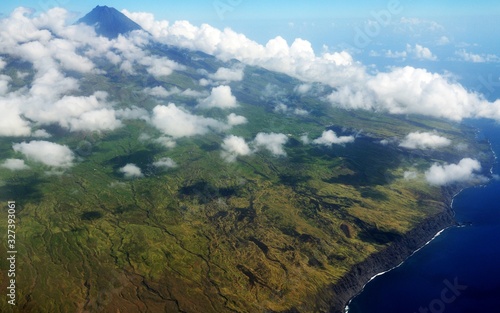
[0,45,493,312]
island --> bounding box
[0,6,494,313]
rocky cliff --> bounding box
[271,198,457,313]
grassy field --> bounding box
[0,46,493,312]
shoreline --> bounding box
[278,200,459,313]
[343,226,450,313]
[335,130,498,313]
[325,200,456,313]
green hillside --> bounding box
[0,40,492,313]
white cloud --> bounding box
[139,133,177,149]
[253,132,288,156]
[180,89,208,98]
[294,108,309,116]
[220,135,252,162]
[198,85,237,109]
[455,49,500,63]
[106,31,185,77]
[0,57,5,70]
[274,103,288,113]
[262,84,286,100]
[399,132,451,150]
[208,65,244,82]
[144,86,180,98]
[138,133,151,141]
[385,50,407,59]
[0,74,10,95]
[0,101,32,136]
[13,141,74,168]
[32,129,51,138]
[2,6,500,144]
[457,50,485,63]
[153,157,177,168]
[0,8,97,75]
[329,66,500,121]
[142,55,184,77]
[323,50,354,66]
[151,103,227,138]
[387,44,437,61]
[22,91,122,132]
[0,8,196,137]
[424,158,486,186]
[312,130,355,146]
[144,86,206,98]
[69,109,122,131]
[0,48,125,135]
[199,78,211,86]
[16,71,29,79]
[120,10,169,38]
[28,67,79,99]
[407,44,437,61]
[120,11,500,123]
[105,51,122,64]
[300,134,310,144]
[397,17,444,33]
[153,136,177,148]
[119,163,144,178]
[109,181,127,188]
[455,143,469,152]
[49,38,95,73]
[295,84,312,94]
[436,36,451,46]
[1,159,29,171]
[273,103,308,116]
[227,113,247,126]
[120,60,134,74]
[116,107,150,121]
[123,12,365,89]
[404,171,418,180]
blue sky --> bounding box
[1,1,499,22]
[1,1,498,49]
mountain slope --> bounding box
[0,6,494,313]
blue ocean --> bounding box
[347,118,500,313]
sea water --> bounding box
[347,119,500,313]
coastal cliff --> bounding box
[316,135,496,313]
[270,197,457,313]
[322,203,456,313]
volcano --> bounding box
[76,5,143,38]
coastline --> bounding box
[343,226,450,313]
[329,134,498,313]
[324,202,456,313]
[273,195,459,313]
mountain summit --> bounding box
[76,5,142,39]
